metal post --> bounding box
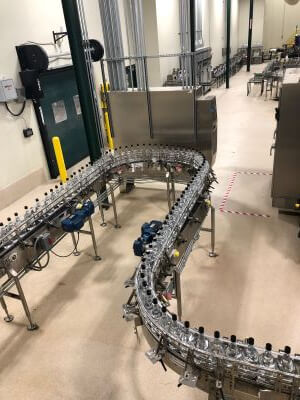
[0,296,14,323]
[190,0,196,53]
[226,0,231,89]
[143,57,154,139]
[166,172,172,211]
[71,232,80,256]
[61,0,103,162]
[108,183,121,228]
[247,0,254,72]
[173,271,182,321]
[14,276,39,331]
[87,216,101,260]
[97,191,107,227]
[209,206,217,258]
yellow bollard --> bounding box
[100,82,114,150]
[52,136,68,183]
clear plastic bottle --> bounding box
[259,343,276,368]
[211,331,225,356]
[197,327,209,351]
[151,298,162,320]
[169,313,181,337]
[180,321,196,346]
[139,279,148,292]
[225,335,244,367]
[243,337,259,364]
[144,290,153,310]
[277,346,295,373]
[257,343,276,384]
[160,306,171,329]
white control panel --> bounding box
[0,79,18,102]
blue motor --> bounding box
[61,201,95,233]
[133,220,162,257]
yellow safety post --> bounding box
[52,136,68,183]
[100,82,114,150]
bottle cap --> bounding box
[162,306,167,313]
[231,335,237,343]
[24,206,28,209]
[152,298,158,305]
[184,321,190,328]
[146,290,151,295]
[266,343,272,351]
[199,326,204,334]
[140,273,145,279]
[214,330,220,339]
[248,337,255,346]
[284,345,291,354]
[0,223,3,226]
[14,212,18,216]
[142,281,147,288]
[7,217,11,222]
[35,198,39,202]
[172,314,177,321]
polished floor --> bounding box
[0,65,299,400]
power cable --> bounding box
[50,233,80,258]
[4,101,26,117]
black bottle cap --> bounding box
[199,326,204,334]
[214,330,220,339]
[231,335,237,343]
[142,281,147,288]
[140,273,145,279]
[284,346,291,354]
[14,212,18,216]
[7,217,11,222]
[146,290,151,295]
[184,321,190,328]
[162,306,167,313]
[141,264,146,270]
[50,189,54,192]
[35,198,39,202]
[152,298,158,305]
[44,192,48,196]
[266,343,272,351]
[172,314,177,321]
[141,257,146,262]
[24,206,28,209]
[0,223,3,226]
[248,337,255,346]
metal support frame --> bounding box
[173,271,182,321]
[226,0,231,89]
[200,205,217,258]
[247,0,254,73]
[0,273,39,331]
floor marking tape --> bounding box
[219,170,272,218]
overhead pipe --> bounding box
[61,0,102,162]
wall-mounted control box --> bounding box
[0,79,18,102]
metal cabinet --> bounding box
[271,69,300,211]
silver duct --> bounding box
[98,0,127,91]
[124,0,147,91]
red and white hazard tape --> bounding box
[220,209,271,218]
[219,171,272,218]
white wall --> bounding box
[156,0,181,84]
[209,0,226,65]
[238,0,265,47]
[264,0,300,49]
[231,0,240,55]
[0,0,103,200]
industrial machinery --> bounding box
[271,68,300,212]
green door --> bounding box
[38,66,89,178]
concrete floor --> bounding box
[0,65,299,400]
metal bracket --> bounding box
[52,30,68,44]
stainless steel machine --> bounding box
[108,89,217,165]
[271,68,300,211]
